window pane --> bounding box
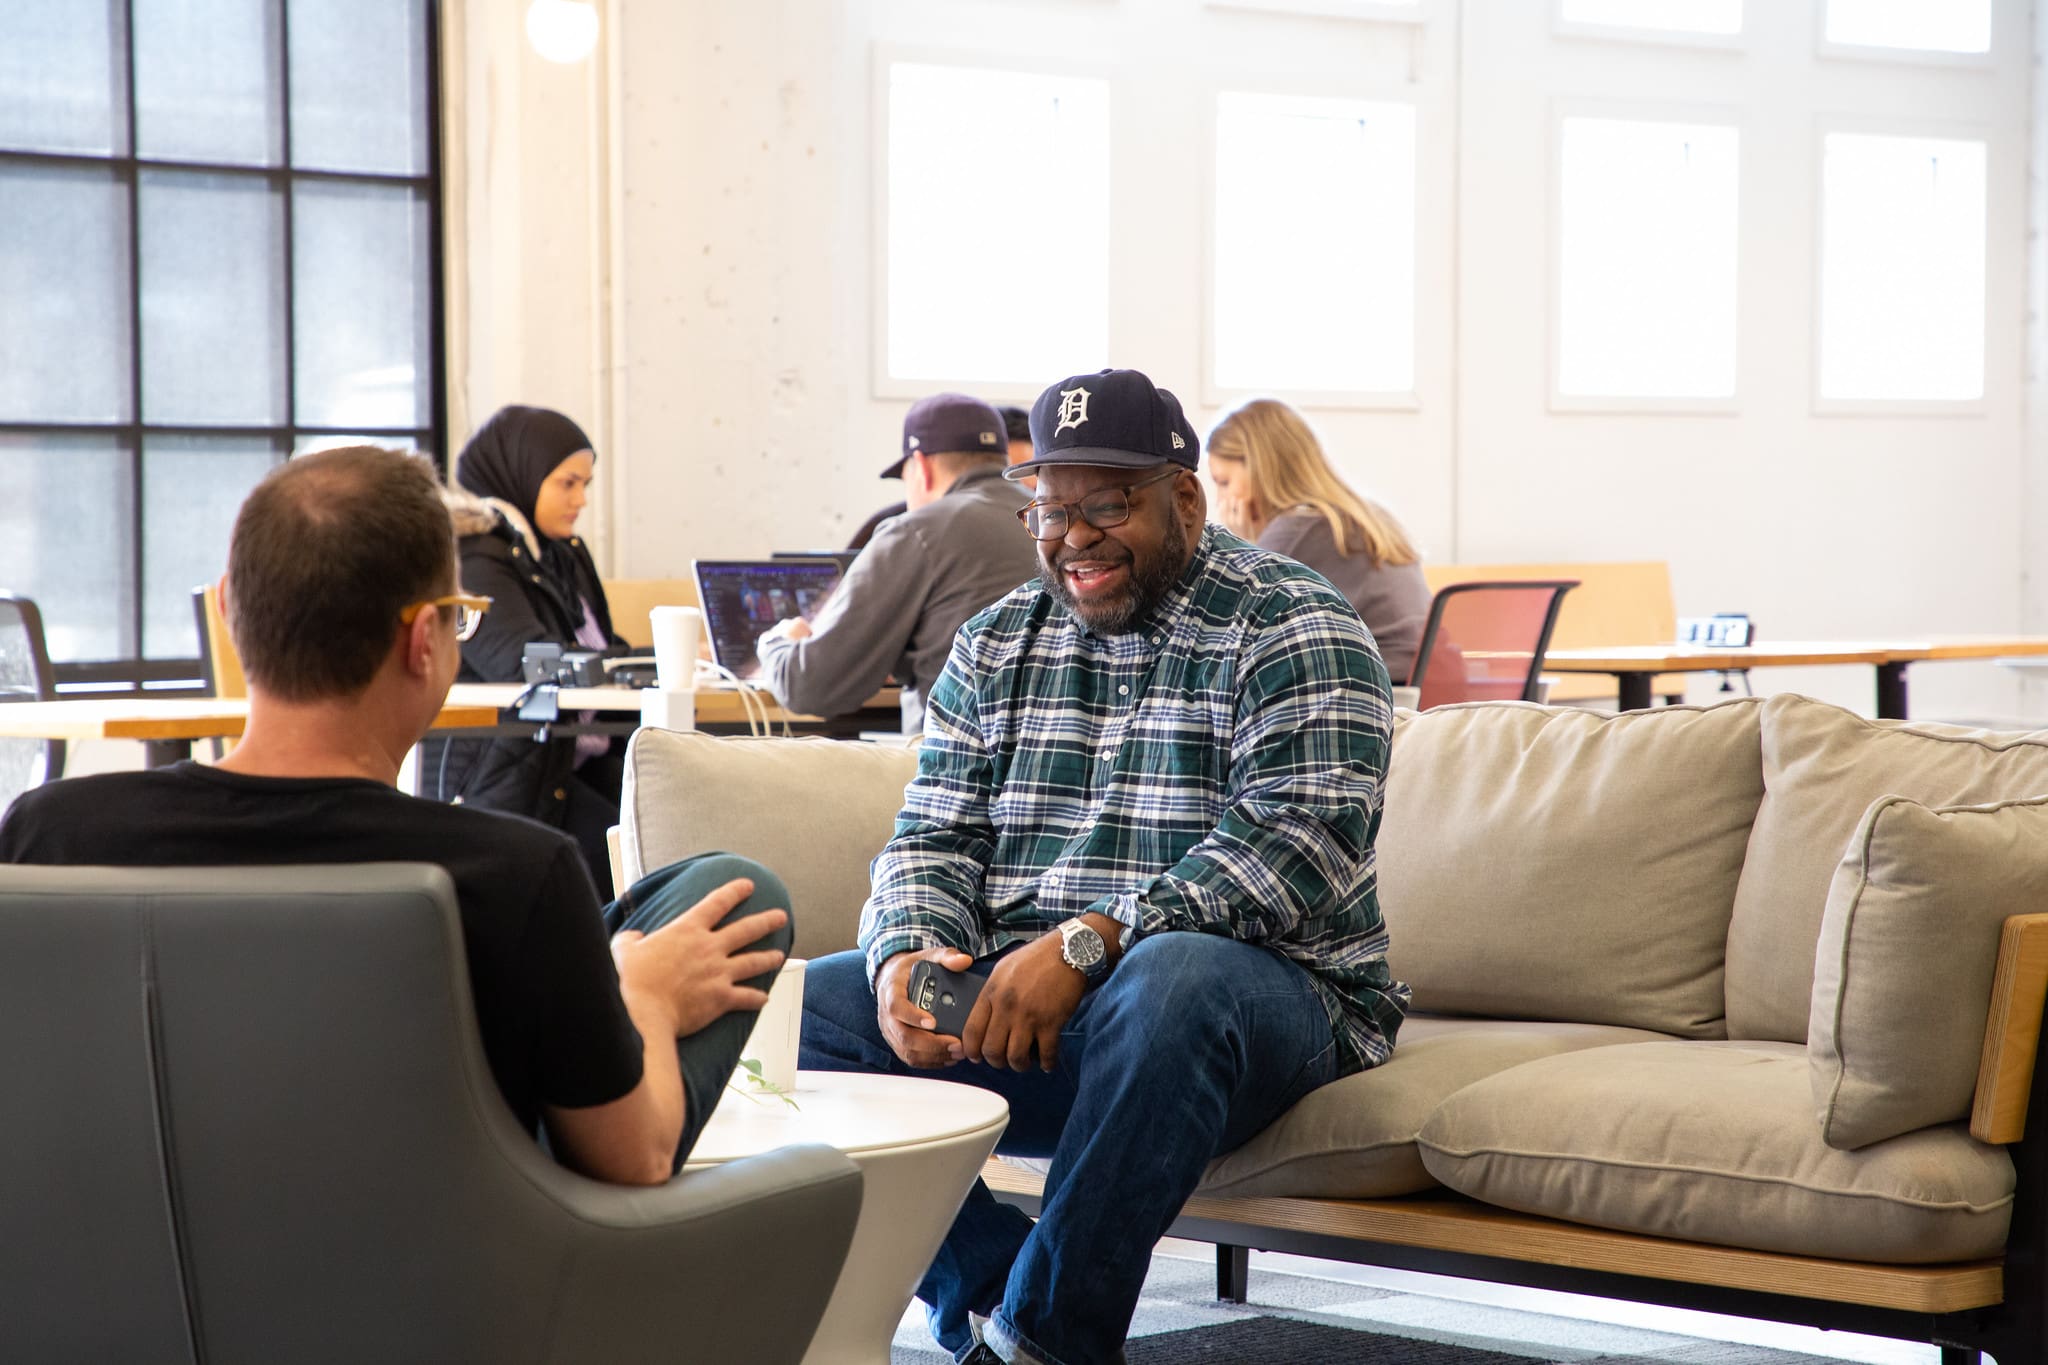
[887,63,1109,383]
[293,181,432,429]
[1825,0,1991,54]
[0,434,135,662]
[288,0,428,174]
[1819,133,1985,402]
[0,161,133,422]
[134,0,281,164]
[1560,0,1742,34]
[141,171,288,425]
[1557,117,1738,399]
[293,433,423,455]
[1213,93,1415,394]
[0,0,123,155]
[142,436,279,659]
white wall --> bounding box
[454,0,2038,720]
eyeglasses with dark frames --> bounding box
[399,593,493,643]
[1017,467,1181,542]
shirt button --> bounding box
[1045,875,1060,888]
[1151,635,1161,645]
[553,787,568,800]
[1118,684,1129,697]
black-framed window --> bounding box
[0,0,444,689]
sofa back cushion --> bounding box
[1377,698,1764,1038]
[621,730,921,959]
[1810,793,2048,1150]
[1727,695,2048,1042]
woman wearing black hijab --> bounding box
[425,405,631,897]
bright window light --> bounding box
[1556,116,1738,400]
[1212,93,1415,395]
[1559,0,1742,36]
[885,63,1108,385]
[1825,0,1991,54]
[1818,133,1985,402]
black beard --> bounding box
[1041,514,1189,635]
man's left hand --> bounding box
[762,617,813,644]
[960,931,1087,1072]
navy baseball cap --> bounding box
[883,392,1007,479]
[1009,369,1200,480]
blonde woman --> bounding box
[1208,398,1432,683]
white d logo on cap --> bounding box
[1054,386,1091,437]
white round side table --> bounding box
[684,1070,1010,1365]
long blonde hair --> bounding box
[1207,399,1418,566]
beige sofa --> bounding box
[618,694,2048,1365]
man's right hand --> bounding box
[610,877,788,1039]
[876,947,975,1069]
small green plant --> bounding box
[728,1057,799,1109]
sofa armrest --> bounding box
[1970,912,2048,1144]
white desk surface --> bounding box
[684,1071,1009,1164]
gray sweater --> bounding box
[757,465,1039,730]
[1258,509,1431,685]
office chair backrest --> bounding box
[0,593,64,803]
[1409,580,1578,710]
[191,582,246,699]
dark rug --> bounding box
[1126,1316,1549,1362]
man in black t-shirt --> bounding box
[0,446,789,1184]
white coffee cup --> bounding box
[736,957,806,1096]
[649,605,702,691]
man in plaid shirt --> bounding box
[800,368,1408,1365]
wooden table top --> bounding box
[446,682,899,727]
[1543,637,2048,673]
[0,698,501,743]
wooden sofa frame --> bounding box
[988,914,2048,1365]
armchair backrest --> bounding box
[0,863,862,1364]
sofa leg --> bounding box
[1216,1244,1249,1303]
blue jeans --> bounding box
[799,933,1339,1365]
[603,852,793,1171]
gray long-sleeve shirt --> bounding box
[757,465,1040,730]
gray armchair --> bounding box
[0,863,862,1364]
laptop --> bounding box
[693,558,846,680]
[772,549,861,572]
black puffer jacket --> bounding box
[420,487,628,823]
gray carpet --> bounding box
[889,1252,1890,1364]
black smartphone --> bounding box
[908,960,984,1037]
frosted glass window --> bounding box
[1825,0,1991,54]
[1560,0,1742,34]
[0,0,122,155]
[1556,116,1738,400]
[141,171,288,425]
[135,0,282,164]
[293,181,433,429]
[143,437,279,658]
[887,63,1109,384]
[1818,133,1985,402]
[289,0,429,174]
[1213,93,1415,395]
[0,161,133,423]
[0,435,135,662]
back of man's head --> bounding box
[228,445,454,703]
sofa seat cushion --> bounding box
[1728,695,2048,1042]
[1000,1017,1680,1199]
[1812,793,2048,1150]
[622,730,921,959]
[1416,1041,2014,1264]
[1380,698,1764,1038]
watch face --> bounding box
[1063,922,1106,969]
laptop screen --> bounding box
[693,559,845,680]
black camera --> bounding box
[519,641,608,688]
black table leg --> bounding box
[143,739,193,769]
[1615,673,1654,712]
[1216,1244,1249,1303]
[1876,662,1909,720]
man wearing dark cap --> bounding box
[800,369,1408,1364]
[758,392,1038,732]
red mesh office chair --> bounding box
[1407,580,1578,710]
[0,593,64,805]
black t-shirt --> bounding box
[0,762,643,1138]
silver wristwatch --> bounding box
[1058,919,1110,984]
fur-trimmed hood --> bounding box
[442,483,540,558]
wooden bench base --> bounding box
[981,1161,2002,1315]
